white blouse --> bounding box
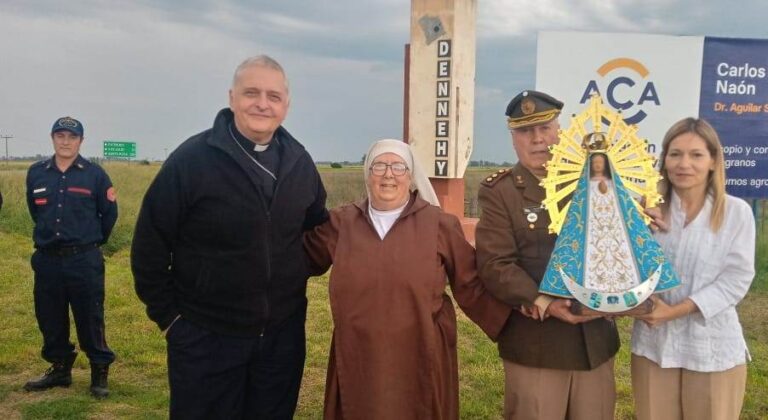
[631,192,756,372]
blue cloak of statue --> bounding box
[538,155,680,313]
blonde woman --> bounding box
[631,118,755,420]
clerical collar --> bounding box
[230,123,278,152]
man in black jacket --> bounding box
[132,55,328,419]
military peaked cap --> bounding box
[505,90,563,129]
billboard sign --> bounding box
[537,31,768,198]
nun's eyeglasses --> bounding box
[369,162,409,176]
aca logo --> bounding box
[579,58,660,124]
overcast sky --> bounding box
[1,0,767,162]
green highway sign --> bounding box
[103,141,136,158]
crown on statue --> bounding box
[582,132,610,152]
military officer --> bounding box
[476,91,619,419]
[24,116,117,398]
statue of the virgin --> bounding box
[538,95,680,313]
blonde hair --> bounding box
[658,117,725,231]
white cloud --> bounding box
[478,0,688,39]
[256,12,328,34]
[2,0,768,162]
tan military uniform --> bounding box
[476,164,619,370]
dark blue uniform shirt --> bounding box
[26,155,118,248]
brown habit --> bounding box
[304,194,511,420]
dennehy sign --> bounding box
[408,0,475,179]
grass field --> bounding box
[0,161,766,419]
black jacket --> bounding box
[132,109,328,336]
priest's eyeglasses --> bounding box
[369,162,409,176]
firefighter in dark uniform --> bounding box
[24,116,117,398]
[476,91,620,419]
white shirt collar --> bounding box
[368,200,409,240]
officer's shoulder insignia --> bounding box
[481,168,512,187]
[77,156,93,167]
[30,159,49,170]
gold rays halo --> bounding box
[541,94,663,234]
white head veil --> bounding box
[363,139,440,208]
